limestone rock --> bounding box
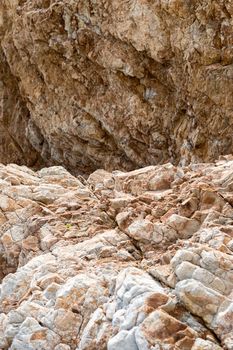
[0,158,233,348]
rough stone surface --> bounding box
[1,156,233,349]
[1,1,233,173]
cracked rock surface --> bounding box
[1,1,233,173]
[1,155,233,349]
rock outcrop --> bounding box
[1,155,233,349]
[1,1,233,173]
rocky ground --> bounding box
[1,1,233,173]
[0,155,233,349]
[1,1,233,349]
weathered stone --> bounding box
[1,158,233,349]
[1,2,233,173]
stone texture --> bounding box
[1,1,233,173]
[1,156,233,348]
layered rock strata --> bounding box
[1,156,233,349]
[1,1,233,173]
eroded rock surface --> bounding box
[1,156,233,349]
[1,1,233,173]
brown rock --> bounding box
[1,2,233,173]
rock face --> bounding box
[1,155,233,349]
[1,1,233,173]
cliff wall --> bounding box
[1,1,233,173]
